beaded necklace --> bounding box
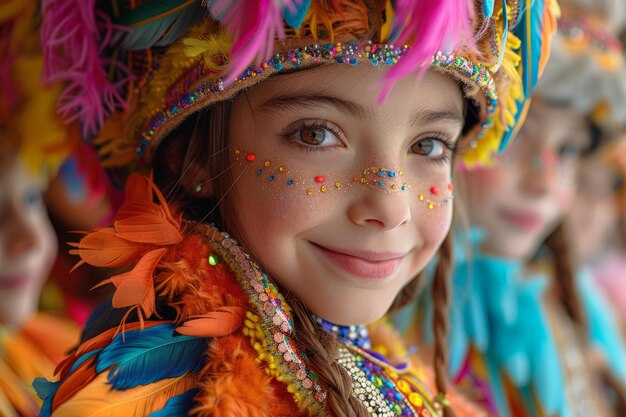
[314,315,371,349]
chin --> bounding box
[308,292,396,326]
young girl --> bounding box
[0,2,81,415]
[405,1,626,416]
[35,1,556,416]
[566,137,626,334]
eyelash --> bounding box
[411,134,457,166]
[280,120,344,153]
[280,120,458,164]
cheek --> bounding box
[458,166,510,217]
[552,184,576,215]
[229,161,341,243]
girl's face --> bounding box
[227,64,464,325]
[459,102,591,260]
[567,160,620,262]
[0,159,57,327]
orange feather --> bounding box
[176,306,246,337]
[51,372,198,417]
[69,228,149,268]
[51,356,99,412]
[193,335,299,417]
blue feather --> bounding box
[96,323,207,390]
[512,0,545,97]
[33,378,60,417]
[147,388,200,417]
[483,0,495,18]
[283,0,311,30]
[68,349,101,375]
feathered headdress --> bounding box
[536,0,626,132]
[40,0,558,168]
[0,0,73,185]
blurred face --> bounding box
[0,159,57,327]
[459,101,591,260]
[567,160,620,262]
[226,65,464,324]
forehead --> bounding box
[243,64,465,121]
[516,101,590,147]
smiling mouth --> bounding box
[500,209,545,232]
[311,242,406,279]
[0,274,35,290]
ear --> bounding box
[181,160,215,198]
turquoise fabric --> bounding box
[391,229,626,417]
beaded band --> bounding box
[201,224,328,414]
[138,41,497,162]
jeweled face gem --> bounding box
[234,149,455,209]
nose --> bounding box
[347,189,412,231]
[4,202,38,258]
[520,150,558,197]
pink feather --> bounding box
[40,0,131,136]
[379,0,475,100]
[209,0,297,85]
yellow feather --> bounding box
[0,359,39,416]
[183,33,232,71]
[51,372,198,417]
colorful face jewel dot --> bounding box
[388,171,396,177]
[419,194,425,201]
[287,179,294,185]
[401,184,407,191]
[234,148,241,155]
[430,187,439,195]
[307,189,313,196]
[246,153,256,161]
[334,182,341,189]
[264,161,270,167]
[398,170,405,176]
[314,176,325,183]
[448,183,453,191]
[208,253,221,266]
[391,184,397,190]
[321,185,327,192]
[269,175,275,181]
[279,166,286,173]
[360,177,367,184]
[428,202,434,209]
[257,169,262,175]
[376,181,384,187]
[353,177,358,182]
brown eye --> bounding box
[300,127,328,145]
[411,138,445,158]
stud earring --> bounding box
[194,183,203,193]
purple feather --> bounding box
[41,0,131,136]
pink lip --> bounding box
[311,243,405,279]
[0,274,35,290]
[500,209,544,232]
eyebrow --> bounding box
[259,94,463,128]
[259,94,368,119]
